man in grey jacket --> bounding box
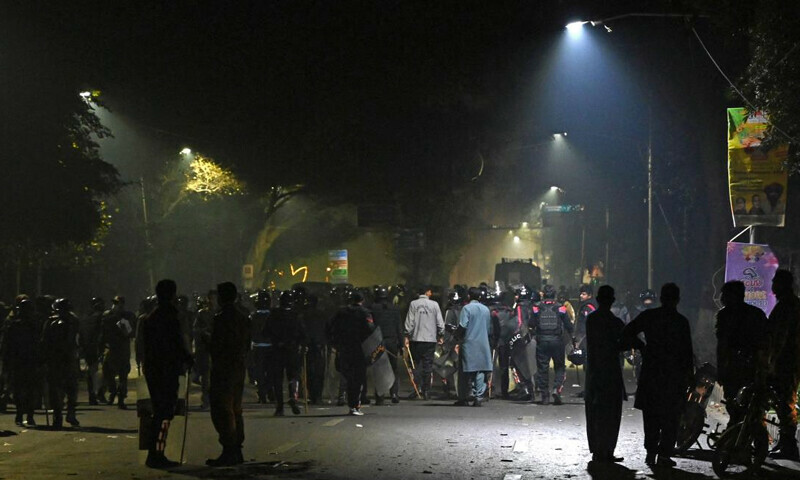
[404,287,444,400]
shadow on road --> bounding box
[587,460,639,479]
[169,460,317,478]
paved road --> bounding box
[2,367,800,480]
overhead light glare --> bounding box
[180,147,192,155]
[566,21,587,32]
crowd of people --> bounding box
[1,270,798,471]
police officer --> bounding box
[327,291,374,415]
[80,297,105,405]
[530,285,574,405]
[301,294,329,405]
[491,291,517,399]
[442,287,467,400]
[40,298,81,428]
[99,296,135,409]
[192,291,216,409]
[371,285,402,404]
[2,299,39,426]
[264,291,305,416]
[249,290,271,404]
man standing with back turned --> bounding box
[207,282,251,466]
[621,283,693,468]
[404,287,444,400]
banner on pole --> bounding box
[724,242,780,315]
[727,108,788,227]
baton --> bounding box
[401,352,420,398]
[179,370,190,464]
[302,351,309,414]
[405,345,416,371]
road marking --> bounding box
[322,419,344,427]
[503,474,522,480]
[512,440,528,453]
[519,416,535,423]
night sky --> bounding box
[3,0,739,300]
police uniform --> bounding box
[40,304,81,428]
[530,299,574,404]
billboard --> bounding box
[724,242,779,315]
[727,108,788,227]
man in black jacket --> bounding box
[207,282,252,466]
[140,279,192,469]
[371,285,402,404]
[327,291,373,415]
[621,283,693,467]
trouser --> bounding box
[210,367,245,449]
[194,349,210,406]
[145,369,179,451]
[306,344,326,403]
[535,339,566,393]
[375,343,399,398]
[466,371,488,399]
[251,347,270,400]
[770,372,799,447]
[47,372,78,423]
[103,356,130,401]
[410,342,436,394]
[269,348,300,410]
[10,372,37,418]
[586,396,623,454]
[341,356,367,409]
[643,407,680,457]
[498,345,511,396]
[86,360,100,397]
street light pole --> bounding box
[140,176,155,293]
[647,107,654,290]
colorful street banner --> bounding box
[727,108,788,227]
[724,242,779,315]
[328,249,348,284]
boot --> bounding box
[88,392,98,406]
[206,447,240,467]
[289,399,301,415]
[539,391,550,405]
[146,450,179,469]
[106,390,116,406]
[551,387,563,405]
[770,429,800,460]
[25,415,36,427]
[66,412,80,426]
[146,420,179,468]
[14,414,23,426]
[117,398,128,410]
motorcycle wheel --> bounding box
[675,402,705,453]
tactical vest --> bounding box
[536,302,562,337]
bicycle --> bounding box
[712,383,781,477]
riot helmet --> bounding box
[52,298,73,313]
[255,289,271,309]
[639,289,656,305]
[279,290,294,309]
[373,285,389,301]
[91,297,105,311]
[542,284,557,300]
